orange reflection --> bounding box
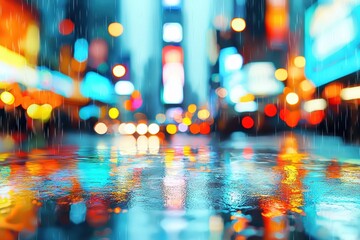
[0,191,39,240]
[326,159,341,179]
[231,211,249,233]
[260,134,307,239]
[277,135,307,214]
[26,159,60,176]
[260,197,288,240]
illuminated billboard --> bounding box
[305,1,360,87]
[265,0,289,49]
[162,46,184,104]
[219,47,243,77]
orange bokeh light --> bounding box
[189,124,200,134]
[308,110,325,125]
[284,111,300,128]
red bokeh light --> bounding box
[199,122,211,134]
[59,19,74,35]
[328,96,341,105]
[242,116,254,129]
[264,104,277,117]
[279,108,288,121]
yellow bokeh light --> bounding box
[40,104,53,121]
[240,93,255,102]
[300,80,315,92]
[231,18,246,32]
[108,107,120,119]
[94,122,108,135]
[27,104,41,119]
[26,104,52,121]
[182,117,192,126]
[188,104,197,113]
[112,64,126,78]
[198,109,210,120]
[108,22,124,37]
[294,56,306,68]
[275,68,288,81]
[0,91,15,105]
[286,92,299,105]
[166,124,177,135]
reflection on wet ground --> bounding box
[0,132,360,239]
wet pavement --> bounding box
[0,132,360,240]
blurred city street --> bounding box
[1,0,360,239]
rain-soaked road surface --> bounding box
[0,132,360,240]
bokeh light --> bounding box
[0,91,15,105]
[300,80,315,92]
[197,109,210,120]
[166,124,177,135]
[59,19,74,35]
[74,38,88,63]
[231,18,246,32]
[108,107,119,119]
[108,22,124,37]
[264,104,277,117]
[118,123,127,134]
[182,117,192,126]
[275,68,288,81]
[178,123,188,132]
[304,99,327,113]
[115,81,134,95]
[156,113,166,124]
[112,64,126,78]
[340,86,360,100]
[294,56,306,68]
[136,123,148,135]
[94,122,108,135]
[199,122,211,134]
[286,92,299,105]
[216,87,227,98]
[148,123,160,135]
[308,110,325,125]
[189,124,200,134]
[188,104,197,113]
[242,116,254,129]
[285,111,301,128]
[26,103,53,121]
[125,123,136,135]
